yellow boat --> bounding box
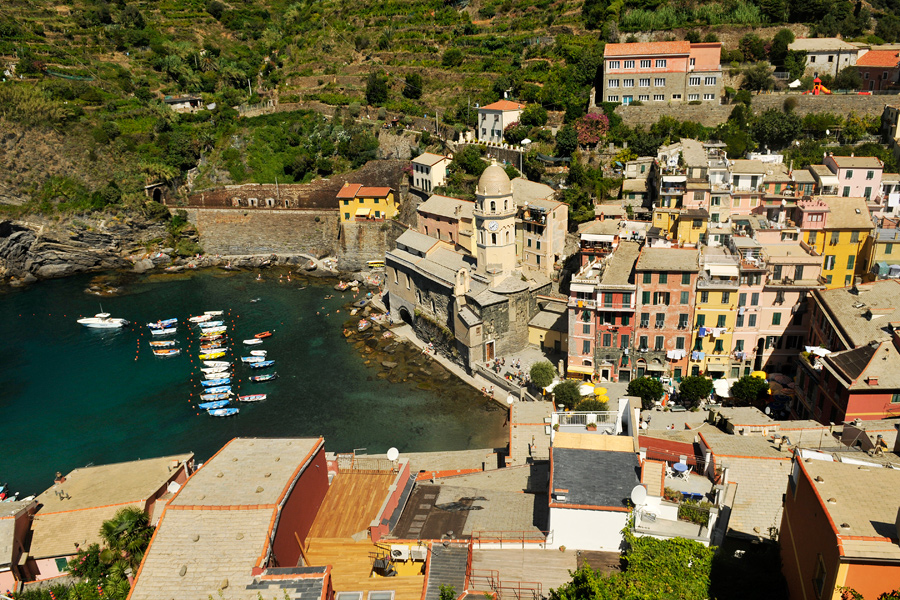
[199,351,226,360]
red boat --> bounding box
[254,331,273,339]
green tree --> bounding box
[627,376,664,410]
[751,108,801,149]
[758,0,789,22]
[677,376,713,408]
[450,145,487,177]
[520,103,548,127]
[769,29,795,66]
[530,360,557,388]
[554,379,582,410]
[439,585,456,600]
[575,397,608,411]
[365,71,389,106]
[442,48,463,67]
[742,62,775,92]
[550,533,715,600]
[784,50,808,81]
[504,121,530,145]
[555,125,578,157]
[522,150,545,182]
[834,66,863,90]
[731,375,769,405]
[403,72,423,99]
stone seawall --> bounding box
[338,220,407,270]
[612,94,892,128]
[181,208,340,257]
[180,207,407,270]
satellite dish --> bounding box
[386,447,399,461]
[630,485,647,505]
[507,394,515,405]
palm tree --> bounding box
[98,506,154,574]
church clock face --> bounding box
[487,220,499,232]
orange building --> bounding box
[780,454,900,600]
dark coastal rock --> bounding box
[133,259,155,273]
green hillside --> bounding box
[0,0,895,221]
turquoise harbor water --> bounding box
[0,270,507,497]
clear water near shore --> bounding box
[0,269,507,497]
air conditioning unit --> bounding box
[390,545,410,561]
[410,546,428,561]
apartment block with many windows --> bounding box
[602,41,722,105]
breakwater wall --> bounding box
[612,94,890,128]
[179,207,406,270]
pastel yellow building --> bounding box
[799,196,873,289]
[675,209,709,246]
[652,207,679,239]
[337,184,398,223]
[689,253,738,377]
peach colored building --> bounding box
[855,49,900,92]
[602,41,722,105]
[781,455,900,600]
[0,500,38,591]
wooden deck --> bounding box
[304,538,426,600]
[307,471,397,540]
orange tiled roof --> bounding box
[336,183,363,199]
[480,100,525,111]
[357,186,393,197]
[604,41,691,57]
[857,50,900,67]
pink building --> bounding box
[823,154,883,201]
[416,194,475,252]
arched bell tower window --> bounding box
[505,231,510,243]
[504,199,508,210]
[490,200,496,212]
[491,233,497,245]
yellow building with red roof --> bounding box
[336,183,398,222]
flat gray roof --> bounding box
[552,447,640,508]
[636,247,699,272]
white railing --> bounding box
[555,411,618,426]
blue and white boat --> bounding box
[204,385,231,394]
[208,407,239,417]
[202,360,230,368]
[202,378,231,387]
[150,327,177,336]
[249,360,274,369]
[250,373,277,382]
[241,356,265,363]
[198,320,225,328]
[199,392,232,401]
[198,400,230,410]
[147,318,178,329]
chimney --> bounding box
[866,376,879,385]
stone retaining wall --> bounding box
[339,220,407,271]
[612,94,893,128]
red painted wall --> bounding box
[370,461,411,543]
[780,465,842,600]
[272,446,329,567]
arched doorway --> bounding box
[399,306,413,325]
[153,188,162,203]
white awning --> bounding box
[570,283,595,293]
[662,175,687,183]
[707,264,739,277]
[713,379,733,398]
[582,234,616,242]
[817,175,839,186]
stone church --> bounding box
[385,164,557,369]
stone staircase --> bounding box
[423,544,468,600]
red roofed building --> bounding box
[856,49,900,91]
[336,183,398,222]
[602,41,722,106]
[477,100,525,143]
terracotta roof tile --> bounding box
[480,100,525,111]
[604,41,691,57]
[357,186,393,197]
[336,183,362,199]
[857,50,900,67]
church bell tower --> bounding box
[474,164,517,280]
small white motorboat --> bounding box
[189,314,212,323]
[150,327,177,336]
[202,360,231,368]
[250,350,267,357]
[77,313,130,329]
[203,371,230,380]
[204,310,224,316]
[241,356,265,363]
[202,326,227,335]
[238,394,267,402]
[243,338,263,345]
[200,366,230,375]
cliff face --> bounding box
[0,215,168,283]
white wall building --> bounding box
[477,100,525,143]
[787,38,862,78]
[411,152,451,193]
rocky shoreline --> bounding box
[0,216,373,288]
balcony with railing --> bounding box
[696,274,740,289]
[552,410,620,435]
